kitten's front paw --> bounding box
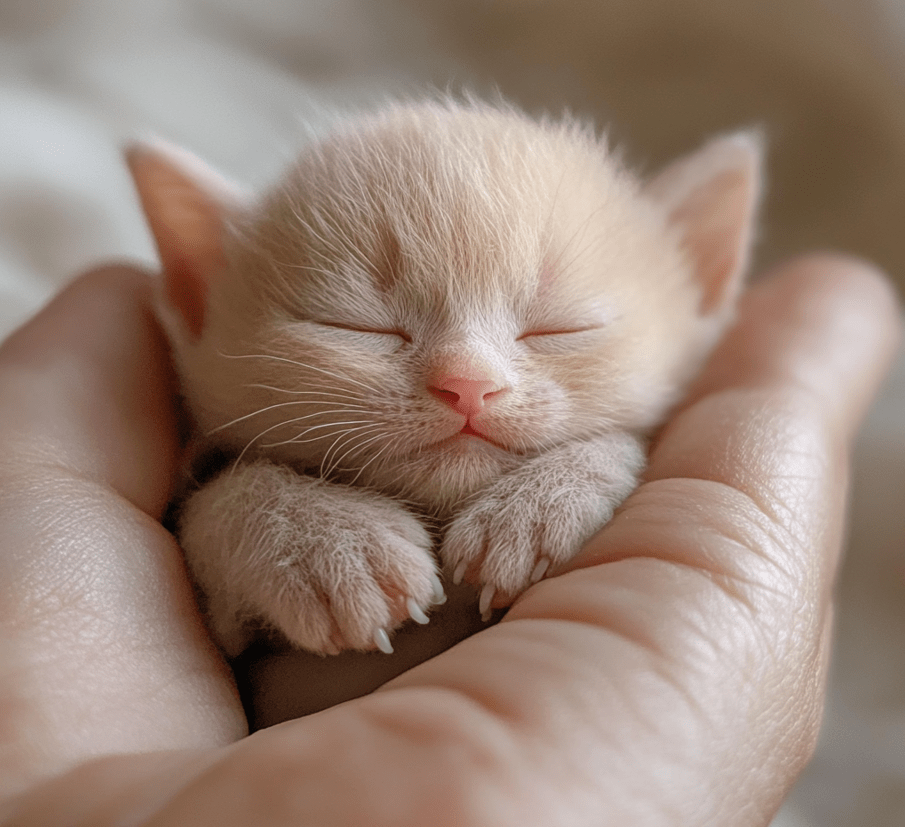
[441,478,610,619]
[440,436,643,617]
[180,465,444,657]
[260,495,444,656]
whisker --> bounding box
[285,424,380,461]
[208,401,369,436]
[345,441,393,485]
[339,421,409,479]
[218,352,380,394]
[244,384,367,403]
[231,419,289,471]
[230,412,373,470]
[262,419,374,448]
[273,431,358,448]
[323,429,388,477]
[320,422,383,476]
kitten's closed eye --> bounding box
[518,326,602,338]
[317,321,412,342]
[307,321,412,353]
[518,326,605,353]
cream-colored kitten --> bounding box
[128,99,760,658]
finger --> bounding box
[678,251,902,443]
[0,264,181,518]
[0,268,245,796]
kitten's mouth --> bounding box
[435,421,510,452]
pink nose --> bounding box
[428,376,506,416]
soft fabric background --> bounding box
[0,2,902,824]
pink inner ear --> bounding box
[672,167,754,315]
[164,255,207,338]
[152,195,226,339]
[127,143,235,339]
[646,134,761,318]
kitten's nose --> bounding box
[428,376,506,417]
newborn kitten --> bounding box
[128,99,760,658]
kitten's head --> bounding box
[128,100,761,514]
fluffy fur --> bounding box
[128,98,761,656]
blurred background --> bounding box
[0,2,902,824]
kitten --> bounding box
[127,99,760,658]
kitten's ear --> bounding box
[126,141,247,338]
[644,132,763,317]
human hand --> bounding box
[0,266,247,805]
[0,255,899,826]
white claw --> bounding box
[429,573,447,604]
[530,557,551,584]
[453,561,467,585]
[373,627,394,654]
[479,583,495,618]
[407,598,430,625]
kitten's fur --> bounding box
[128,99,760,657]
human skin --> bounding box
[0,254,898,826]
